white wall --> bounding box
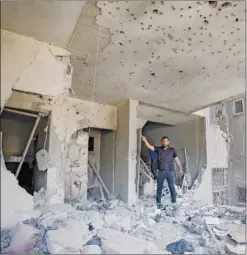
[227,95,246,206]
[194,108,228,204]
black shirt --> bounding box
[154,146,177,170]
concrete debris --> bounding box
[98,228,161,254]
[225,241,246,254]
[46,222,92,254]
[81,245,102,254]
[228,226,245,244]
[204,216,220,225]
[1,188,245,254]
[212,227,229,240]
[4,223,39,254]
[36,149,50,171]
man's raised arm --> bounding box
[141,136,155,151]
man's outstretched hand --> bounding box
[141,135,147,142]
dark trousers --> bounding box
[150,159,158,179]
[156,169,176,204]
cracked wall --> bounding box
[33,93,117,203]
[65,130,89,202]
[1,29,72,109]
[2,31,117,204]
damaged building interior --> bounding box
[0,1,246,254]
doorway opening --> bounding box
[0,107,49,195]
[84,128,115,200]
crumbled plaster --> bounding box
[5,90,116,204]
[1,30,73,109]
[67,2,111,58]
[65,130,89,202]
[41,93,117,143]
[40,93,117,203]
[2,30,117,204]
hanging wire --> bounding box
[88,26,101,137]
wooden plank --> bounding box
[3,107,39,118]
[15,115,41,178]
[88,160,111,198]
[99,183,105,201]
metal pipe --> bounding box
[3,108,39,118]
[15,115,41,178]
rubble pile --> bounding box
[1,188,246,254]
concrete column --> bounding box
[64,131,88,202]
[46,113,65,204]
[115,99,138,205]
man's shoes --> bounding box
[156,203,162,209]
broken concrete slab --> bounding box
[212,227,229,240]
[204,216,220,225]
[81,245,102,254]
[98,229,161,254]
[46,222,92,254]
[225,242,246,254]
[228,226,246,244]
[111,215,132,232]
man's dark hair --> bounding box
[161,136,169,141]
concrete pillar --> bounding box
[46,113,65,204]
[65,131,88,202]
[115,99,138,205]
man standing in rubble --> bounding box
[141,136,183,208]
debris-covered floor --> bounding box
[1,186,246,254]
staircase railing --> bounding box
[139,158,153,187]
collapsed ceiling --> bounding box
[1,1,245,113]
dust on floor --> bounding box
[1,188,246,254]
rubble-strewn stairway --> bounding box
[139,158,171,198]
